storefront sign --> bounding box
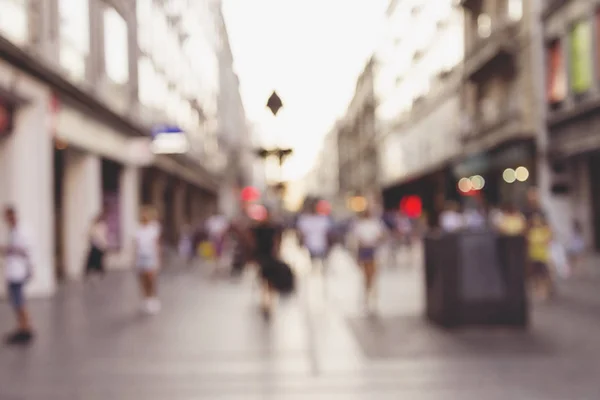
[570,21,592,94]
[151,125,190,154]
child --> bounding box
[1,206,34,344]
[566,220,585,273]
[135,207,162,314]
[527,214,553,300]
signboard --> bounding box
[151,125,189,154]
[458,233,506,301]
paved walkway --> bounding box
[1,241,600,399]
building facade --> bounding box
[0,0,247,297]
[375,0,464,223]
[457,0,537,208]
[337,59,378,204]
[542,0,600,249]
[305,125,342,212]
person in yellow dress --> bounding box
[527,214,554,300]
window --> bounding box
[59,0,90,81]
[0,0,28,45]
[137,0,153,53]
[138,57,156,107]
[104,8,129,85]
[5,0,31,45]
[477,14,492,38]
[508,0,523,21]
[546,39,567,104]
[569,21,592,95]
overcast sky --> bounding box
[222,0,389,180]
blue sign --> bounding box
[151,125,185,137]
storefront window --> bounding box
[596,9,600,80]
[104,7,129,85]
[138,57,156,107]
[569,21,592,95]
[508,0,523,22]
[137,0,153,54]
[0,0,28,45]
[477,14,492,38]
[547,39,567,104]
[58,0,90,81]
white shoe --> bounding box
[148,298,161,314]
[142,298,161,315]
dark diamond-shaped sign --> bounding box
[266,91,283,116]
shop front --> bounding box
[548,106,600,251]
[452,140,536,209]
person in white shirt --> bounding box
[439,201,464,232]
[135,206,162,314]
[297,206,332,272]
[1,206,34,344]
[206,213,229,269]
[85,213,108,279]
[352,209,387,311]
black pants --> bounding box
[85,245,105,275]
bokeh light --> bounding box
[458,177,473,193]
[503,168,516,183]
[515,166,529,182]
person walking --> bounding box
[352,209,386,312]
[250,207,286,318]
[528,214,554,300]
[134,207,162,314]
[85,213,108,280]
[296,202,332,274]
[1,206,34,344]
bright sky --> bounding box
[222,0,389,181]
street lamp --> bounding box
[255,91,293,193]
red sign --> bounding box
[241,186,260,202]
[400,195,422,218]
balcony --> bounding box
[464,20,519,82]
[461,103,526,152]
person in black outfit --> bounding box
[250,208,282,317]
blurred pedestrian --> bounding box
[528,214,554,300]
[568,220,585,273]
[297,203,332,274]
[497,203,527,236]
[178,224,193,265]
[1,206,34,344]
[206,212,229,271]
[135,206,162,314]
[439,201,464,232]
[85,212,108,280]
[249,207,284,318]
[352,209,386,312]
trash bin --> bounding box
[424,230,528,328]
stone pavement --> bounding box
[1,241,600,399]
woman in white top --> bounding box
[135,206,162,314]
[85,213,108,279]
[352,209,386,311]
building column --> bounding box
[105,165,139,269]
[0,74,54,297]
[150,171,167,222]
[62,151,102,279]
[173,181,187,240]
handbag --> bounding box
[264,258,296,295]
